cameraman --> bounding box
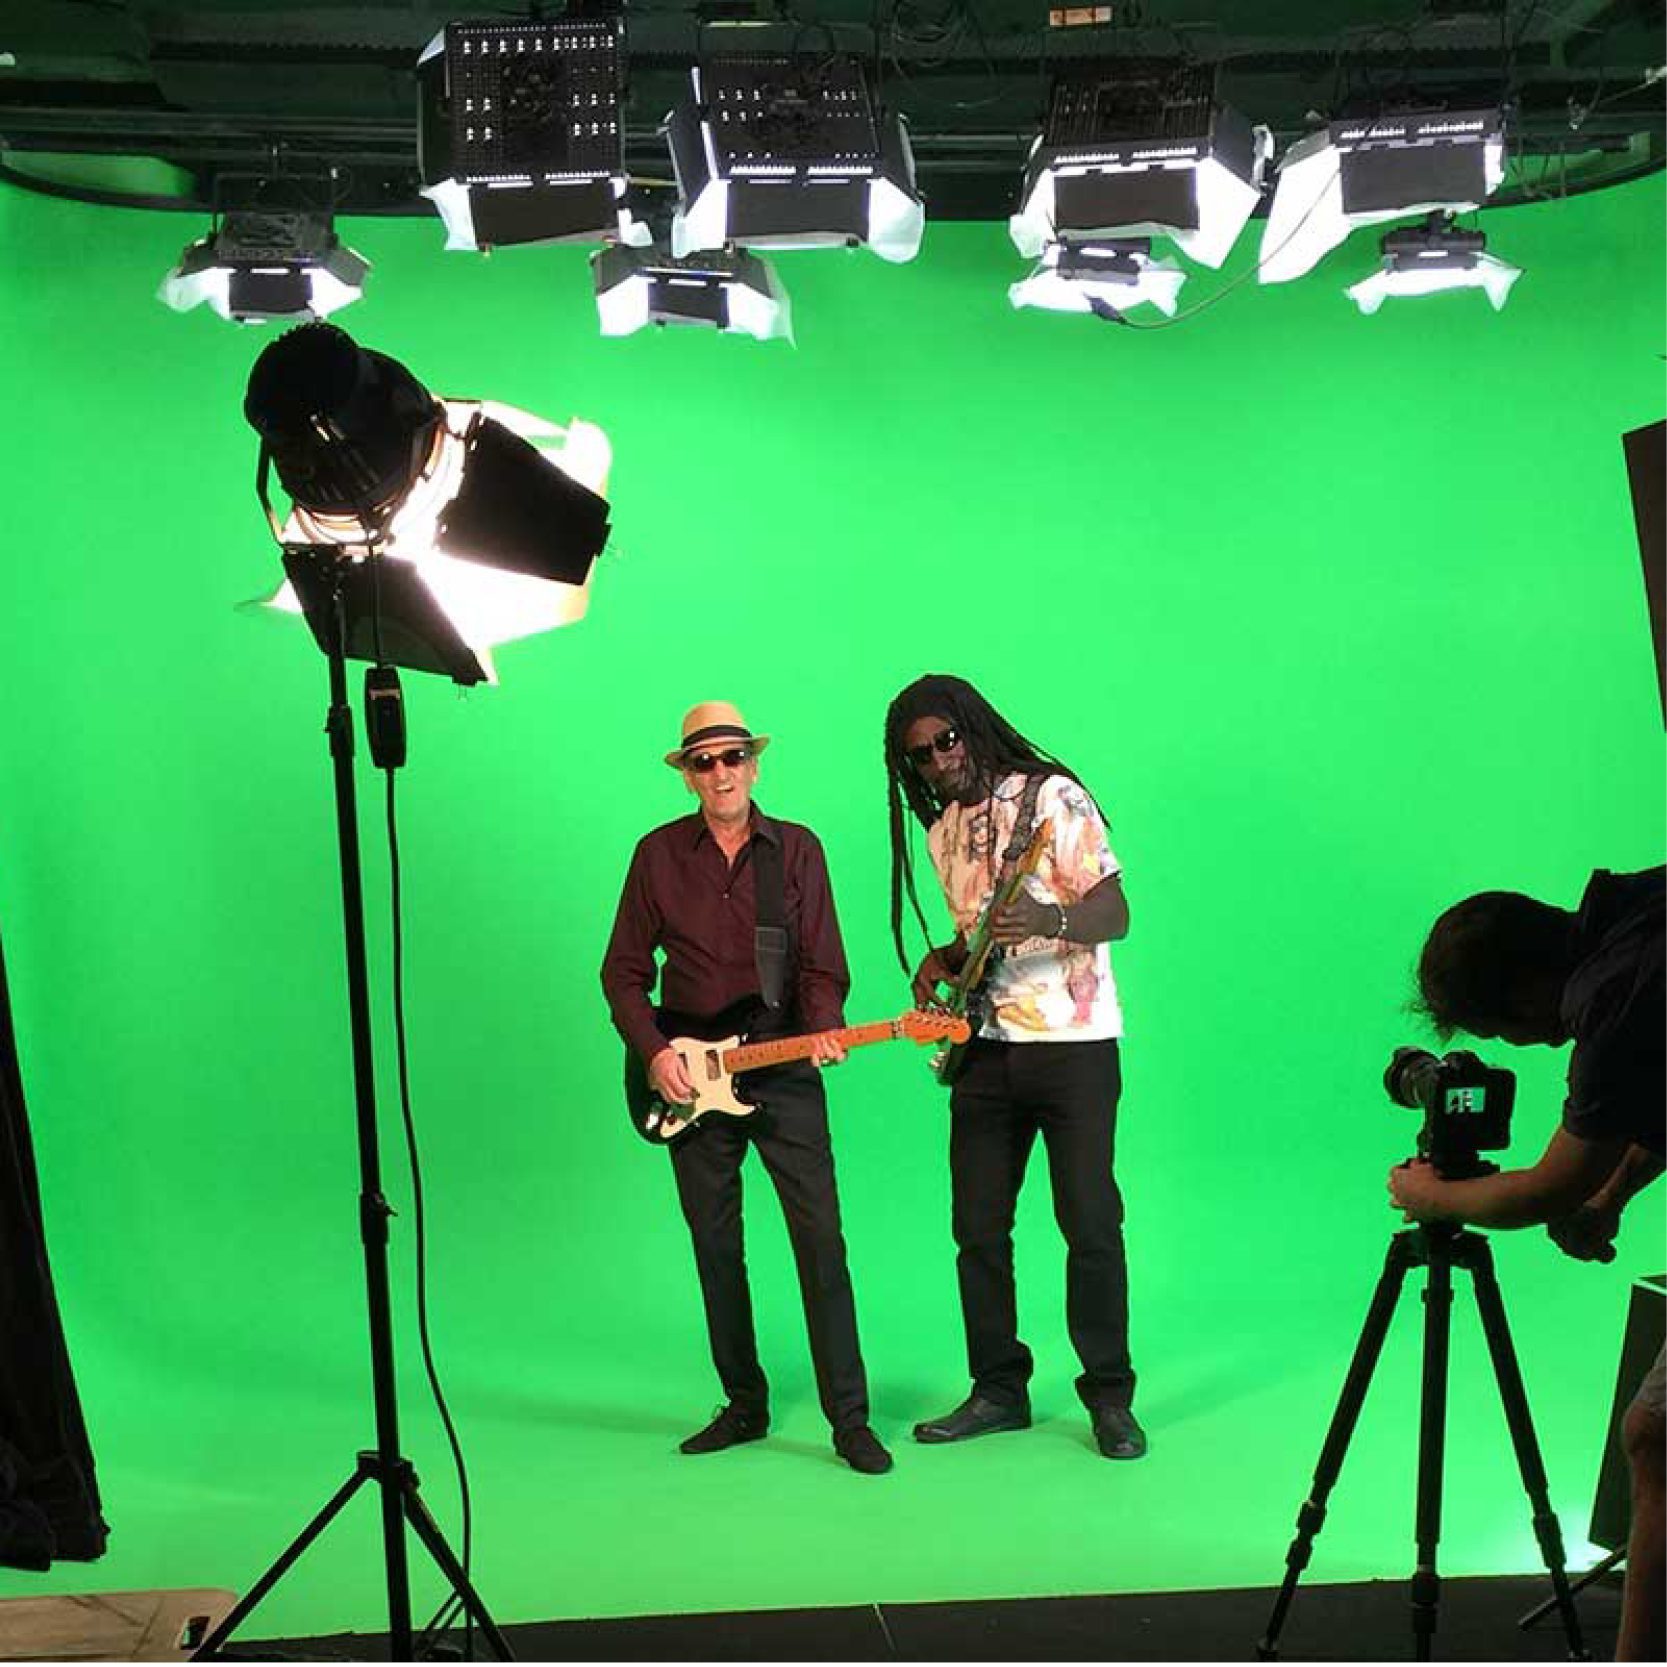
[1387,864,1664,1662]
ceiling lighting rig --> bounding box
[160,185,369,325]
[1259,106,1516,311]
[592,243,793,340]
[418,17,645,250]
[1008,58,1270,321]
[664,50,925,262]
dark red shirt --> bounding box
[600,808,851,1063]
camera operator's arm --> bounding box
[1388,1125,1630,1230]
[1547,1143,1665,1261]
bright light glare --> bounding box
[263,400,611,680]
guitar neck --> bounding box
[725,1019,904,1075]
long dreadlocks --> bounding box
[883,674,1095,975]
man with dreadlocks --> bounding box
[884,674,1144,1460]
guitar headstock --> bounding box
[901,1009,972,1045]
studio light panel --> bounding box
[666,54,924,262]
[418,19,641,249]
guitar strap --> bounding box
[995,774,1047,897]
[751,828,790,1013]
[972,772,1047,987]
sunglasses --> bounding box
[685,746,754,774]
[905,727,961,769]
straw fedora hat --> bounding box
[663,700,772,768]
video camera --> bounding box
[1384,1047,1515,1180]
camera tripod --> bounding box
[1258,1217,1587,1662]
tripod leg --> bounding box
[1259,1235,1415,1659]
[403,1487,516,1661]
[192,1467,372,1659]
[1466,1240,1589,1660]
[1520,1548,1623,1629]
[1409,1246,1455,1663]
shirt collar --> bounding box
[688,807,781,850]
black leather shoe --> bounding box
[679,1405,768,1455]
[1090,1404,1147,1460]
[913,1393,1031,1444]
[834,1426,894,1474]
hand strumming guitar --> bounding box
[649,1045,696,1107]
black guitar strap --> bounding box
[998,774,1047,886]
[752,828,790,1012]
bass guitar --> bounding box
[625,999,970,1146]
[931,816,1054,1086]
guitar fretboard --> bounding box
[724,1019,904,1074]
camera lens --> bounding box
[1384,1046,1440,1111]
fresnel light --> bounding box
[244,323,612,685]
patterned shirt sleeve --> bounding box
[1040,775,1119,903]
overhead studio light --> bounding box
[1259,106,1507,285]
[244,323,612,685]
[160,211,368,323]
[1010,61,1271,270]
[417,17,645,250]
[1009,236,1186,319]
[665,52,924,261]
[1345,211,1521,315]
[592,244,793,340]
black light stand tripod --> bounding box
[195,552,511,1662]
[1258,1216,1587,1663]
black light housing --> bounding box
[244,324,613,685]
[417,17,640,249]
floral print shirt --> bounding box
[927,772,1124,1043]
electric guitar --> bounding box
[624,999,970,1146]
[931,816,1054,1087]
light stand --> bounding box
[195,549,509,1662]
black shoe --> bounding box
[833,1426,894,1474]
[913,1393,1031,1444]
[1090,1404,1147,1460]
[679,1405,768,1455]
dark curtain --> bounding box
[0,914,107,1569]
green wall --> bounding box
[0,173,1661,1639]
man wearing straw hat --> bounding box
[601,700,892,1475]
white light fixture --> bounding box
[160,212,368,323]
[592,244,793,341]
[417,18,646,250]
[1259,108,1506,285]
[1345,212,1521,314]
[665,54,924,262]
[245,325,612,685]
[1010,62,1271,270]
[1009,237,1186,319]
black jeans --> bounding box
[669,1063,870,1433]
[948,1036,1134,1412]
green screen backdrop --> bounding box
[0,172,1662,1639]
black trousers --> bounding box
[948,1036,1135,1412]
[669,1063,870,1433]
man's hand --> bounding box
[1547,1201,1621,1263]
[649,1046,696,1106]
[912,947,959,1007]
[1387,1157,1459,1224]
[990,891,1061,947]
[810,1032,848,1068]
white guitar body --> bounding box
[665,1032,753,1122]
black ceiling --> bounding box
[1,0,1661,223]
